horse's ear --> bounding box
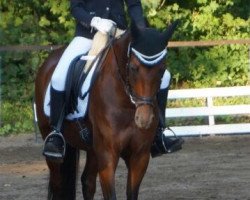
[161,20,179,44]
[131,20,143,39]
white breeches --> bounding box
[51,37,93,91]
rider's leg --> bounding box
[43,37,92,161]
[43,87,66,160]
[151,70,184,158]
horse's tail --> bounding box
[48,144,80,200]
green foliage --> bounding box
[0,101,34,135]
[142,0,250,88]
[0,0,73,135]
[0,0,73,45]
[0,0,249,134]
[168,44,249,88]
[1,51,48,102]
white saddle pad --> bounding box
[43,58,99,120]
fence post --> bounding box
[206,96,215,126]
[32,101,40,143]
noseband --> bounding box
[115,43,167,108]
[127,82,156,107]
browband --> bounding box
[130,47,167,66]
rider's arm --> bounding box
[70,0,115,34]
[126,0,146,28]
[70,0,93,28]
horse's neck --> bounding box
[95,32,132,107]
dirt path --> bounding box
[0,134,250,200]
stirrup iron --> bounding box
[43,130,66,159]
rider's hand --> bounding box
[90,17,116,34]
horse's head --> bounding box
[127,21,178,129]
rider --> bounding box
[43,0,184,160]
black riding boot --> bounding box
[43,87,66,162]
[151,87,184,158]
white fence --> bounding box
[164,86,250,136]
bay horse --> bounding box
[35,22,177,200]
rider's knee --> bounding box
[51,71,66,91]
[160,70,171,89]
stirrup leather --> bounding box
[160,128,169,152]
[43,131,66,159]
[163,127,178,153]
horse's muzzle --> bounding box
[134,104,155,129]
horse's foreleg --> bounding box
[81,150,98,200]
[47,144,79,200]
[47,162,63,200]
[96,148,119,200]
[125,152,150,200]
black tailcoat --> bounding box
[70,0,145,38]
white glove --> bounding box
[90,17,116,34]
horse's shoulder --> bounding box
[48,46,66,62]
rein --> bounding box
[79,34,116,100]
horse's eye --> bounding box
[130,64,139,73]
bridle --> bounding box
[125,56,156,108]
[114,42,167,108]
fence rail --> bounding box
[164,86,250,137]
[1,39,250,52]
